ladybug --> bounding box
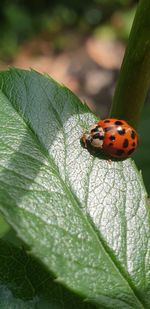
[81,118,138,159]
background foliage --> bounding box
[0,0,137,60]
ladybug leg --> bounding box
[108,159,112,164]
[80,133,87,148]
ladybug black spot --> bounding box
[127,148,135,155]
[117,128,125,135]
[131,130,136,139]
[109,135,115,141]
[115,120,123,125]
[104,127,113,132]
[93,133,104,140]
[116,149,124,156]
[91,126,99,133]
[123,138,129,148]
[104,119,110,123]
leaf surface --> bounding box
[0,240,96,309]
[0,69,150,308]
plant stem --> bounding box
[110,0,150,128]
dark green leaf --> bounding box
[0,69,150,308]
[0,214,10,238]
[134,103,150,195]
[0,239,96,309]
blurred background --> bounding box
[0,0,150,198]
[0,0,138,116]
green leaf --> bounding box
[0,69,150,308]
[0,214,10,238]
[134,103,150,195]
[0,239,96,309]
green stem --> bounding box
[110,0,150,128]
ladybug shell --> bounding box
[97,118,138,158]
